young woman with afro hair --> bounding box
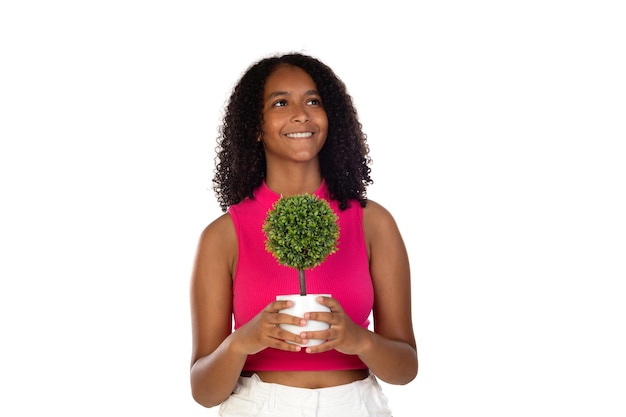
[189,52,417,417]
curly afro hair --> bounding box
[212,52,373,212]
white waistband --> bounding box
[235,373,378,408]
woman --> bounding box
[190,52,417,416]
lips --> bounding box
[285,132,314,138]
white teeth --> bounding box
[286,132,313,138]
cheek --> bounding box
[319,119,329,137]
[260,118,279,135]
[312,109,327,127]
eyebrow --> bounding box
[266,89,320,100]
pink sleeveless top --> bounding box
[228,181,373,371]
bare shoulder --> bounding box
[362,199,393,217]
[194,212,238,275]
[362,199,400,236]
[200,212,235,241]
[362,199,408,259]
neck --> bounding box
[265,165,322,197]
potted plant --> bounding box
[263,193,339,346]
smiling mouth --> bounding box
[285,132,313,138]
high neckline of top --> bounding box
[253,179,329,209]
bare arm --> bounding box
[189,214,307,408]
[303,200,418,384]
[189,214,244,407]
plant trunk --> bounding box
[298,268,306,296]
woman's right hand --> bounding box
[232,300,307,354]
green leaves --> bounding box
[263,194,339,270]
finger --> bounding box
[303,338,334,354]
[274,314,308,327]
[316,295,334,307]
[300,329,332,345]
[303,311,334,323]
[316,296,344,313]
[266,300,294,312]
[266,335,303,352]
[272,328,305,349]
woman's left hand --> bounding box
[300,296,370,355]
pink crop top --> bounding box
[228,180,373,371]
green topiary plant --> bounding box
[263,194,339,296]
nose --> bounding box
[291,103,310,123]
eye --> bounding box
[272,99,287,108]
[307,97,322,106]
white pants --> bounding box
[218,373,392,417]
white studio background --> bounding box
[1,1,624,416]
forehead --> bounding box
[264,64,317,93]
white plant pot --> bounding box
[276,294,331,347]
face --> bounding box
[260,64,328,165]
